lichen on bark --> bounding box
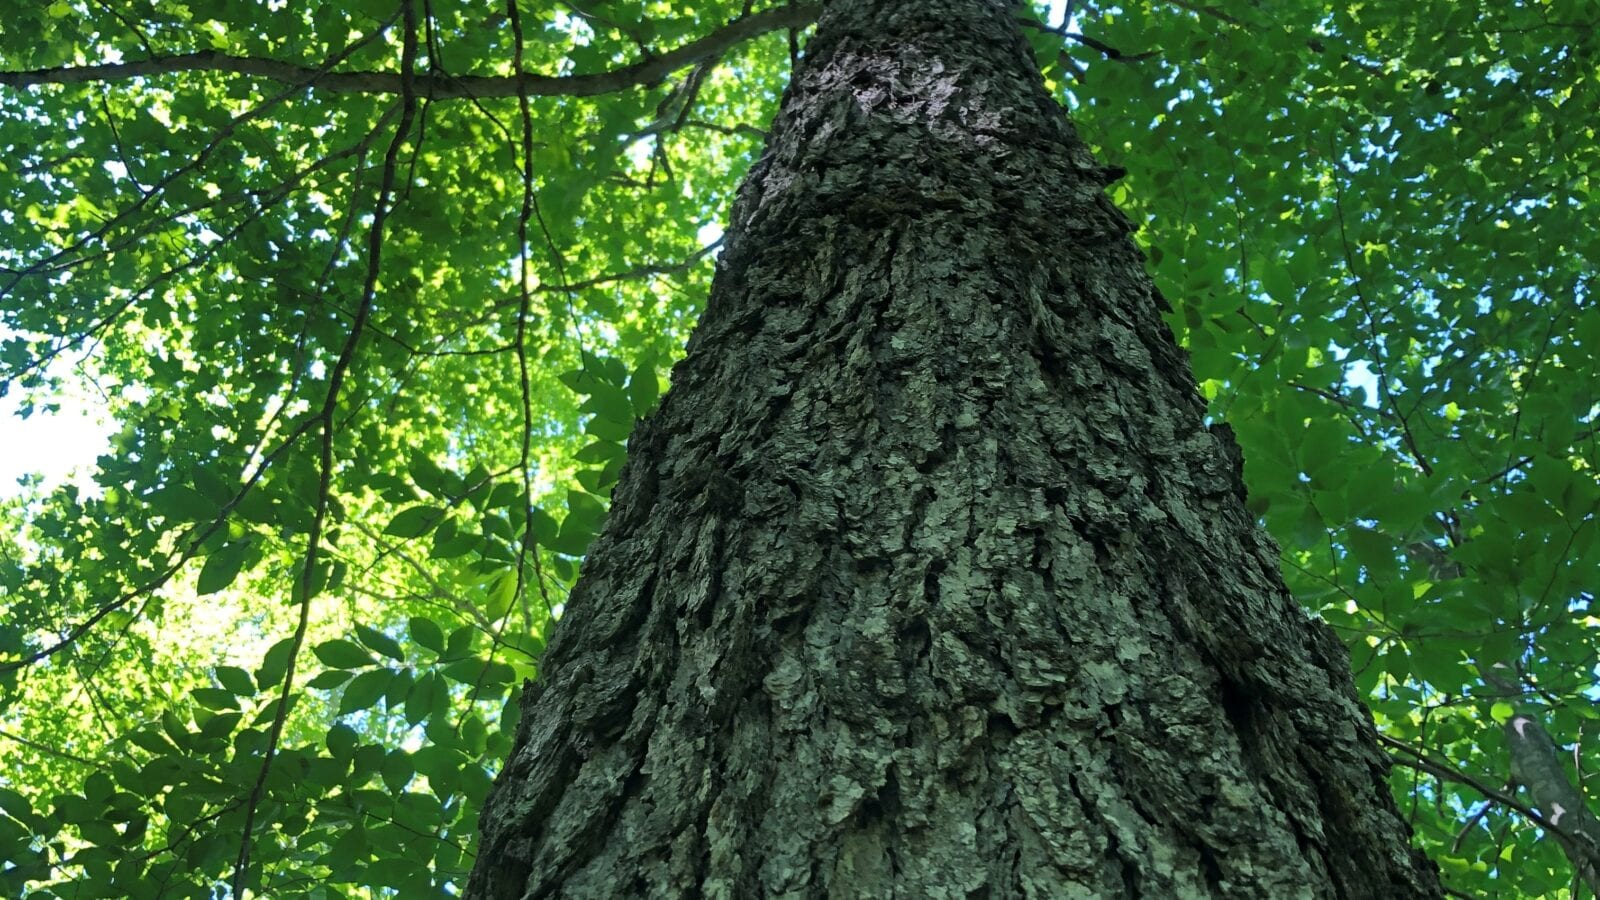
[469,1,1444,896]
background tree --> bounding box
[0,0,1595,897]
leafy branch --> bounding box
[0,5,820,99]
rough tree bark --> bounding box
[469,0,1444,896]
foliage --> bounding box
[1059,2,1599,891]
[0,0,1595,896]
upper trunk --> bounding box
[470,0,1443,896]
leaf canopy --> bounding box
[1,0,1597,896]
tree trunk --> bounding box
[469,1,1443,896]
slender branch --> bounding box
[0,4,820,99]
[0,410,322,676]
[1017,19,1160,62]
[1327,140,1434,477]
[0,726,101,767]
[0,16,397,294]
[560,0,654,55]
[4,105,398,387]
[506,0,554,621]
[530,236,724,296]
[1499,426,1600,483]
[1497,295,1567,489]
[228,4,421,893]
[1378,731,1589,847]
[88,0,159,59]
[680,118,769,140]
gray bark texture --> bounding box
[469,0,1445,896]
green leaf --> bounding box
[327,723,359,759]
[575,440,625,464]
[548,527,594,557]
[409,616,445,653]
[558,368,603,395]
[355,624,405,662]
[199,712,242,741]
[444,626,476,658]
[313,639,376,669]
[154,485,218,522]
[530,507,561,546]
[566,491,607,534]
[191,468,233,505]
[485,571,517,620]
[1347,527,1398,580]
[214,665,255,696]
[442,658,516,685]
[305,669,352,690]
[1496,492,1552,531]
[1297,418,1348,481]
[502,631,545,660]
[1260,265,1297,304]
[580,382,635,425]
[481,513,514,541]
[197,541,251,595]
[0,786,32,816]
[352,744,385,779]
[256,638,295,689]
[127,729,175,755]
[339,669,396,716]
[381,750,414,793]
[254,691,300,727]
[384,506,441,538]
[629,359,659,415]
[407,451,452,497]
[385,667,415,707]
[584,414,633,443]
[430,517,479,559]
[552,556,575,582]
[485,482,522,509]
[405,671,444,726]
[191,687,238,711]
[411,745,465,789]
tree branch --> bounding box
[230,4,423,892]
[1379,730,1597,858]
[0,726,101,768]
[0,4,820,99]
